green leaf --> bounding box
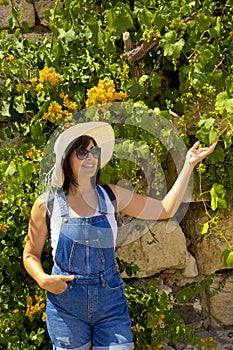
[200,222,209,235]
[13,96,25,114]
[11,6,22,19]
[8,17,14,29]
[208,146,225,164]
[221,249,232,266]
[105,2,134,38]
[192,67,208,86]
[5,162,17,177]
[135,6,154,28]
[151,72,162,89]
[160,31,185,58]
[14,28,21,39]
[226,98,233,114]
[21,21,29,34]
[208,16,221,37]
[58,28,76,43]
[215,92,228,114]
[198,116,215,129]
[86,22,104,47]
[0,101,11,117]
[209,126,217,144]
[127,82,143,98]
[30,121,45,146]
[19,161,35,182]
[226,251,233,267]
[222,134,232,149]
[210,183,227,211]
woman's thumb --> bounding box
[60,274,75,281]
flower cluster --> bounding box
[86,79,127,107]
[200,337,216,348]
[42,93,78,124]
[16,66,60,93]
[25,148,44,161]
[0,223,7,233]
[60,93,78,111]
[16,82,23,92]
[38,66,60,85]
[6,55,15,64]
[26,295,46,322]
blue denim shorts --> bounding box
[46,266,134,350]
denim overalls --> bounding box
[46,186,134,350]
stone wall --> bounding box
[1,0,233,330]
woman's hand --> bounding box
[186,139,218,168]
[39,274,75,294]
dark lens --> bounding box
[90,147,101,158]
[75,148,88,160]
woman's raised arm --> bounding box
[109,140,218,220]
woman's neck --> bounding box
[69,181,96,197]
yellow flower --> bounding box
[30,77,38,84]
[159,314,165,320]
[6,55,15,64]
[67,101,78,110]
[16,82,23,92]
[157,344,163,349]
[208,337,215,343]
[12,309,19,316]
[26,296,33,307]
[36,83,43,91]
[34,303,40,312]
[0,223,7,233]
[42,112,48,120]
[42,312,46,322]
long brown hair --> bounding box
[62,135,101,193]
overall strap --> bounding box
[96,185,108,214]
[101,184,117,212]
[56,189,69,217]
[46,190,55,236]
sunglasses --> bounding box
[74,146,101,160]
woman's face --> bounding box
[69,140,100,181]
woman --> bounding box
[23,121,217,350]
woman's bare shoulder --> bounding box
[31,193,48,214]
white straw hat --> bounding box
[52,121,115,187]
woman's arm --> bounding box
[23,196,74,294]
[109,140,218,220]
